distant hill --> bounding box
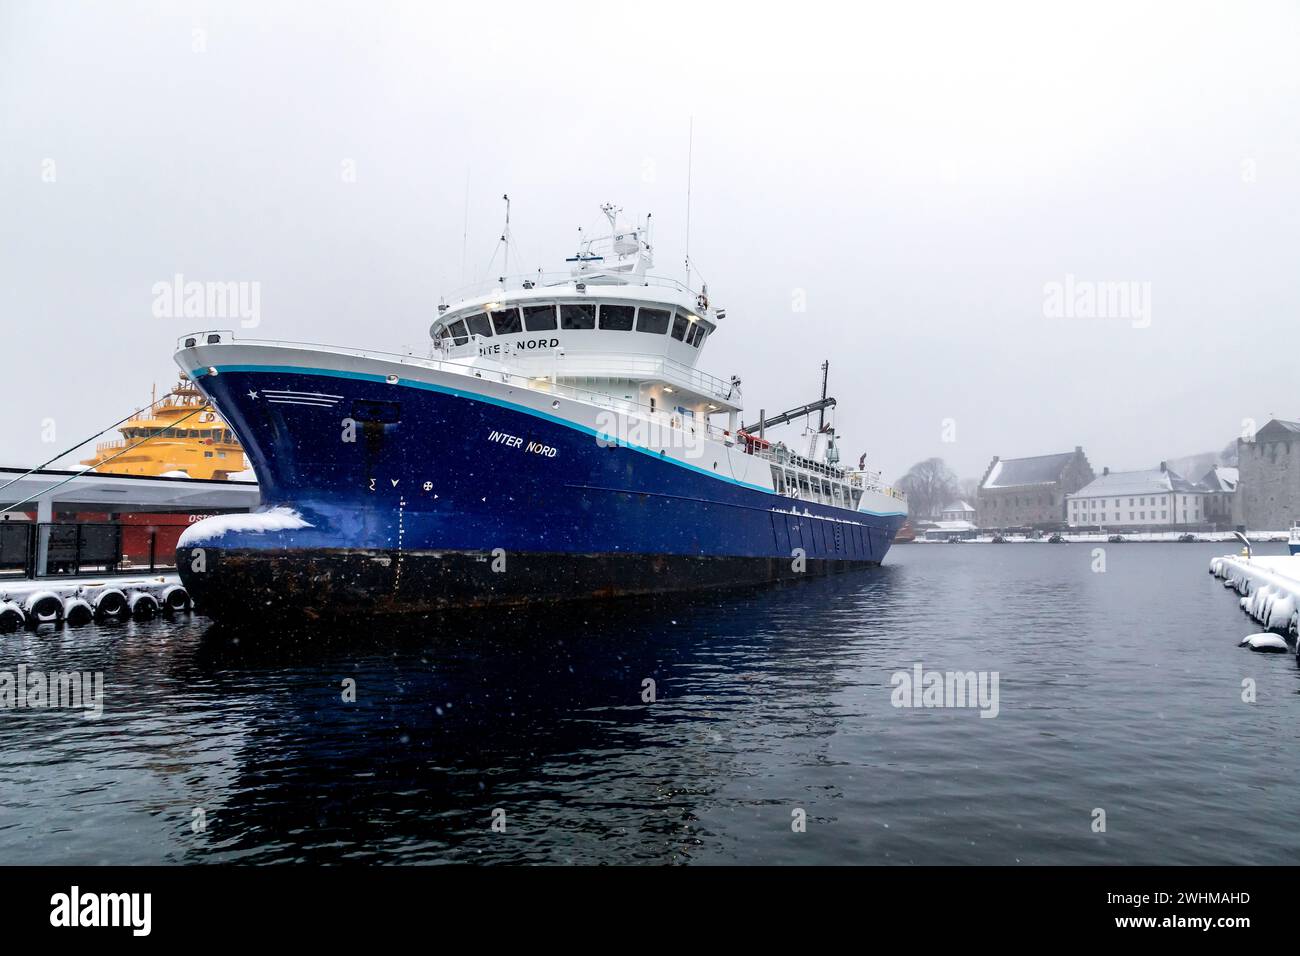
[1166,447,1236,480]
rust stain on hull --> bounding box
[179,547,882,623]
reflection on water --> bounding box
[1,543,1298,864]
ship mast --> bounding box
[818,361,829,431]
[501,193,510,280]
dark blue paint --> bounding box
[194,367,905,563]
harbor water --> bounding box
[1,541,1297,865]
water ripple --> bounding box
[0,542,1297,863]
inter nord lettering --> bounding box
[487,430,557,458]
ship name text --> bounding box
[479,338,561,355]
[487,430,558,457]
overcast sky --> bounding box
[2,0,1297,483]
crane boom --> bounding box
[741,397,836,435]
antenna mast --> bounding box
[684,116,693,286]
[501,193,511,280]
[460,171,470,284]
[819,361,829,431]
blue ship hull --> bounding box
[177,363,905,619]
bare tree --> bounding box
[895,458,959,520]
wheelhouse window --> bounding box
[560,303,596,329]
[490,308,522,335]
[449,319,470,345]
[523,304,557,331]
[598,304,635,331]
[686,323,706,347]
[671,312,689,341]
[465,313,493,338]
[636,307,671,334]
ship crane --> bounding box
[741,397,836,436]
[744,360,838,435]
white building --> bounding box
[1066,462,1207,528]
[923,520,977,541]
[939,500,976,522]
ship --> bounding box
[80,378,249,480]
[172,204,907,620]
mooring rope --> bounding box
[0,407,208,517]
[0,391,193,498]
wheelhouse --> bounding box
[417,202,899,515]
[431,294,713,354]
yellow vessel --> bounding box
[81,378,249,480]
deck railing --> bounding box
[440,271,701,308]
[176,331,904,500]
[437,340,738,402]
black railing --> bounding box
[0,522,33,576]
[0,522,177,579]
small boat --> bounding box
[1289,521,1300,555]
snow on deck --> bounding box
[177,506,311,547]
[1209,553,1300,640]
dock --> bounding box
[1,465,257,579]
[0,572,190,630]
[1209,553,1300,642]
